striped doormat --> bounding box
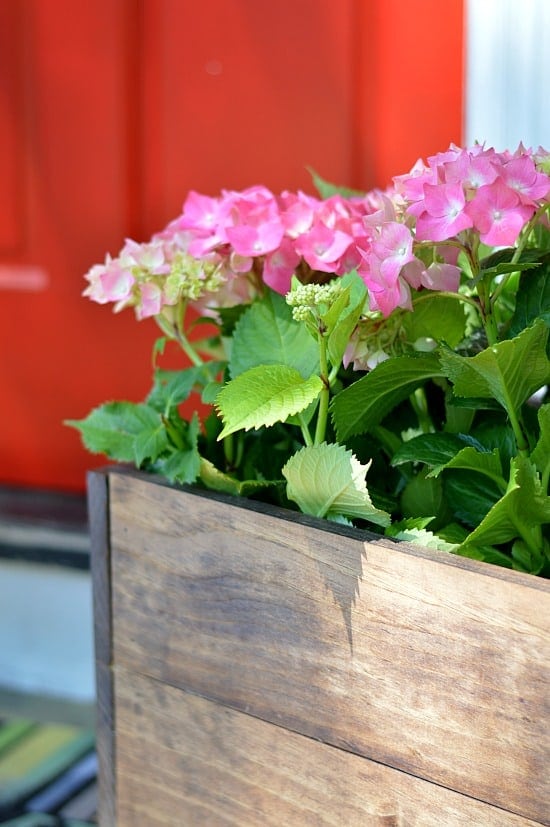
[0,717,96,825]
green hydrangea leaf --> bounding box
[508,258,550,338]
[443,472,503,527]
[155,414,201,484]
[457,455,550,551]
[531,403,550,478]
[159,447,200,484]
[385,522,457,552]
[307,168,364,199]
[216,365,323,439]
[439,319,550,414]
[147,362,224,412]
[392,432,481,469]
[199,457,282,497]
[429,445,505,488]
[454,543,516,569]
[332,352,443,441]
[229,289,319,379]
[326,271,368,367]
[134,426,169,467]
[65,402,161,462]
[282,442,390,526]
[510,539,546,575]
[404,294,467,348]
[399,473,447,522]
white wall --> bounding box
[0,560,95,702]
[465,0,550,150]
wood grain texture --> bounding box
[114,668,542,827]
[87,470,115,827]
[103,469,550,823]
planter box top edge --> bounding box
[89,464,550,592]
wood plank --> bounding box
[87,470,115,827]
[107,470,550,823]
[114,668,542,826]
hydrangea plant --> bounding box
[68,142,550,575]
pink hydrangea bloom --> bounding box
[294,220,352,273]
[279,191,317,237]
[83,256,134,306]
[136,282,163,320]
[465,179,534,246]
[263,238,301,293]
[499,155,550,204]
[414,182,473,241]
[83,142,550,339]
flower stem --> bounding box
[174,328,204,366]
[511,202,550,266]
[173,300,204,366]
[314,331,330,445]
[298,413,313,447]
[410,387,433,433]
[542,460,550,496]
[507,404,530,456]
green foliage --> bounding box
[326,272,368,366]
[440,319,550,416]
[531,404,550,479]
[216,365,323,439]
[457,457,550,574]
[229,290,319,379]
[70,204,550,577]
[307,168,364,199]
[507,258,550,337]
[404,294,467,348]
[198,457,282,498]
[331,353,443,441]
[282,443,390,526]
[66,402,163,463]
[385,519,458,552]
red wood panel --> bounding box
[0,1,25,253]
[0,0,464,491]
[355,0,465,189]
[139,0,356,227]
[0,0,153,490]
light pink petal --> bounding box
[263,239,300,293]
[136,282,163,320]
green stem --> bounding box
[511,202,550,266]
[410,387,433,434]
[473,279,498,346]
[162,416,185,450]
[298,413,313,447]
[506,403,529,456]
[223,432,235,470]
[314,332,330,445]
[173,299,204,366]
[173,326,204,367]
[542,460,550,496]
[517,522,543,558]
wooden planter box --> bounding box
[88,466,550,826]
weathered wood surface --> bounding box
[114,667,542,826]
[87,470,115,827]
[98,469,550,823]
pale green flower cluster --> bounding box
[164,252,225,303]
[285,280,343,321]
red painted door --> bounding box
[0,0,463,491]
